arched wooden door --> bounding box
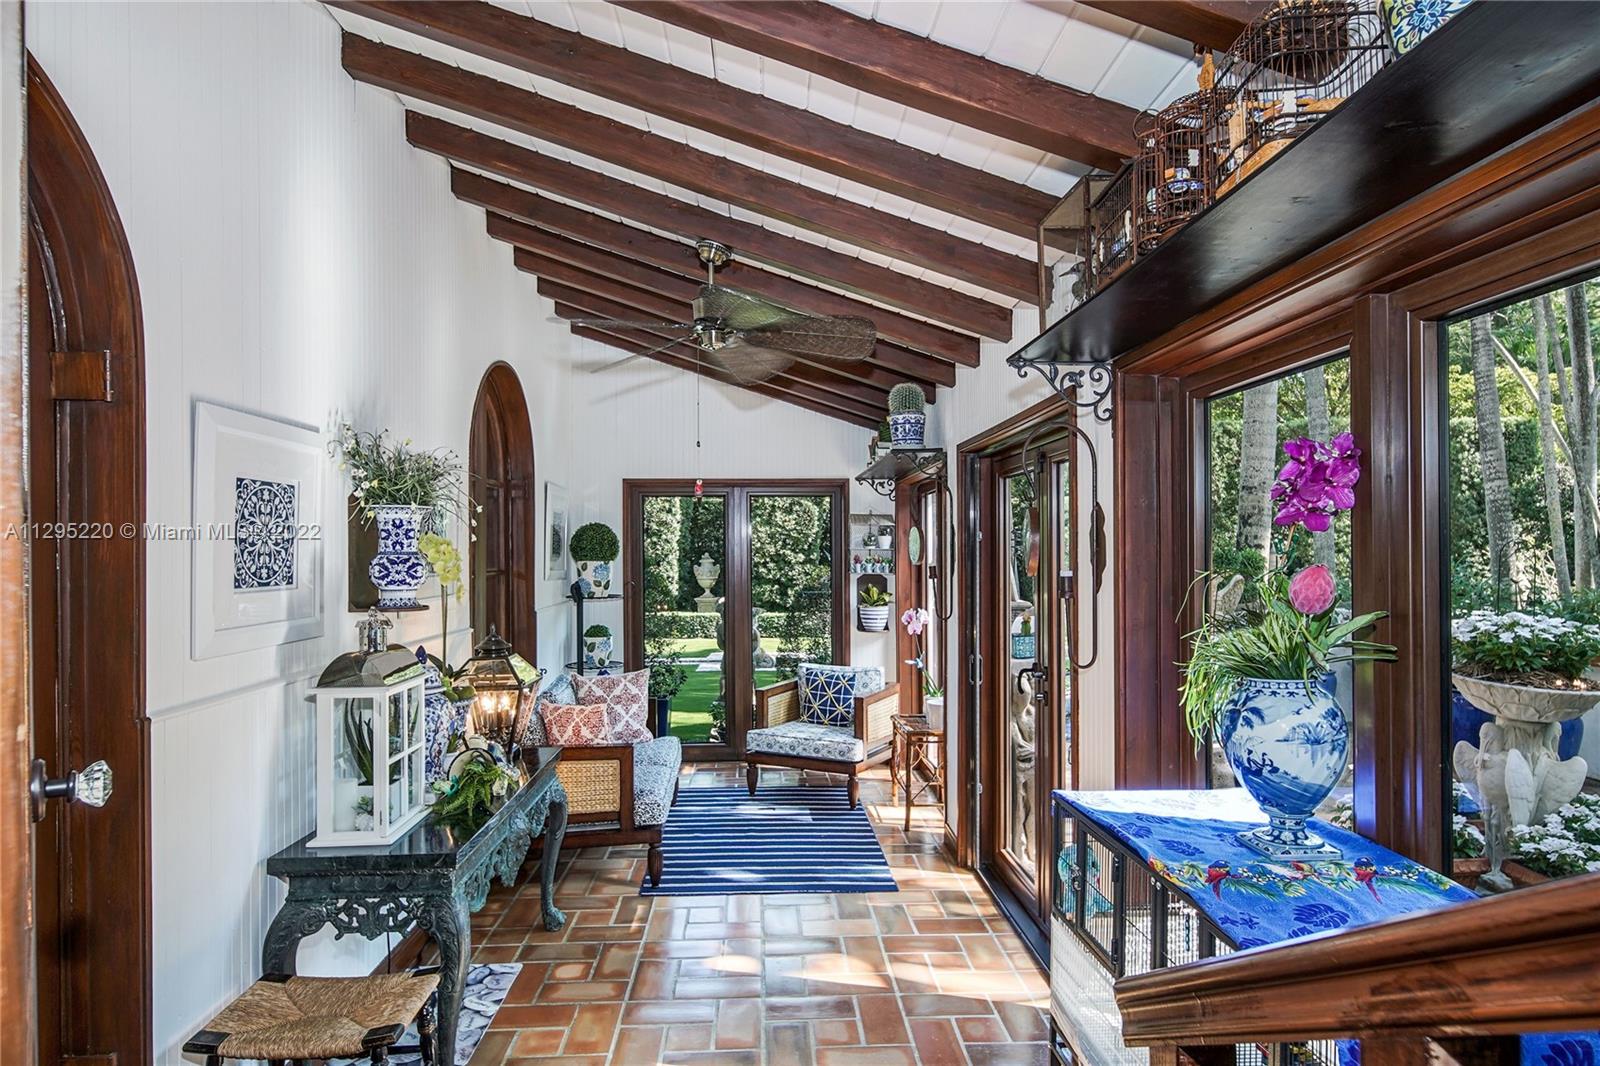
[469,363,537,656]
[25,57,152,1062]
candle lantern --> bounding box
[454,626,541,756]
[309,609,429,847]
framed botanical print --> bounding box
[191,401,324,658]
[544,482,569,580]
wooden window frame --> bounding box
[1111,101,1600,869]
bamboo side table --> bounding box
[891,714,946,831]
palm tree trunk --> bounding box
[1546,297,1590,586]
[1236,378,1281,561]
[1563,287,1597,587]
[1471,315,1516,606]
[1303,365,1336,571]
[1534,296,1571,597]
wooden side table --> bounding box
[891,714,946,831]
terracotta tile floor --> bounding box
[462,762,1051,1065]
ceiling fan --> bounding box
[568,240,877,384]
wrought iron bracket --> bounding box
[1006,353,1114,423]
[854,448,946,503]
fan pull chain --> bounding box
[694,353,704,498]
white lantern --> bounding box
[309,610,430,847]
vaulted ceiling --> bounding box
[327,0,1238,427]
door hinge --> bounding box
[51,350,113,401]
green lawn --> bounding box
[663,651,779,742]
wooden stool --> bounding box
[183,968,440,1065]
[891,714,946,831]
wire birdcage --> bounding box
[1133,82,1223,253]
[1087,162,1136,293]
[1213,0,1392,198]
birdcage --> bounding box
[1132,87,1222,254]
[1213,0,1392,198]
[1086,162,1136,292]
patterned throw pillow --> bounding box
[541,701,610,746]
[800,665,856,728]
[573,668,652,742]
[524,672,578,747]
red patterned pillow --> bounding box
[573,669,652,743]
[540,701,610,747]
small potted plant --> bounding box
[877,524,893,550]
[859,585,892,631]
[584,624,614,671]
[569,521,620,597]
[1011,614,1036,661]
[887,383,927,449]
[902,606,945,725]
[647,656,687,737]
[332,423,477,609]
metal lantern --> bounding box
[309,609,429,847]
[454,626,541,755]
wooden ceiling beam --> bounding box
[616,1,1139,168]
[564,319,883,428]
[489,214,939,399]
[408,114,1011,340]
[330,0,1061,236]
[523,254,938,401]
[341,34,1036,302]
[1077,1,1268,52]
[457,170,978,367]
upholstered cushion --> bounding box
[633,760,678,827]
[746,721,865,764]
[542,702,610,747]
[526,672,578,747]
[800,667,856,727]
[573,669,650,740]
[634,734,683,770]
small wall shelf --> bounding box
[855,449,946,500]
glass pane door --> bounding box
[1001,469,1043,881]
[1055,458,1076,792]
[749,493,836,693]
[641,493,728,744]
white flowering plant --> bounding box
[1450,609,1600,686]
[1451,783,1485,859]
[330,422,479,532]
[1510,793,1600,878]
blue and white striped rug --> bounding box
[640,786,899,896]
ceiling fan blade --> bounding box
[587,334,687,374]
[695,284,810,332]
[561,317,695,331]
[738,315,877,363]
[704,342,794,385]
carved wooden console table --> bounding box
[262,746,568,1058]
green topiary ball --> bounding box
[569,521,620,562]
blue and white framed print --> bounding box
[191,401,324,659]
[544,482,569,580]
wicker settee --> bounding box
[746,664,898,808]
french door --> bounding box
[624,480,847,760]
[976,432,1077,939]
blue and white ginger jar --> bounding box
[367,503,430,609]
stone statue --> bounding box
[1010,669,1037,866]
[1454,716,1587,893]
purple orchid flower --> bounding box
[1271,434,1363,531]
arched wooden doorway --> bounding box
[469,362,537,656]
[24,57,152,1061]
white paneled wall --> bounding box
[26,3,578,1059]
[25,3,1118,1060]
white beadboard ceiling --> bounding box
[326,0,1203,313]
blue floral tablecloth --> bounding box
[1054,789,1598,1066]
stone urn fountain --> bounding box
[1451,674,1592,892]
[693,553,721,614]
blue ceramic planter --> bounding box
[888,412,925,449]
[368,504,429,609]
[1219,673,1349,860]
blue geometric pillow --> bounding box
[799,664,856,727]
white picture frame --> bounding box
[191,401,325,659]
[544,482,569,580]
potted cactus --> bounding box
[887,383,927,449]
[569,521,620,597]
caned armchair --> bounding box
[746,665,899,808]
[551,737,681,887]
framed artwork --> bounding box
[191,401,325,659]
[544,482,569,580]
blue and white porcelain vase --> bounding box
[1218,673,1349,860]
[421,655,474,793]
[575,559,612,597]
[583,633,614,671]
[888,412,926,449]
[368,503,430,609]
